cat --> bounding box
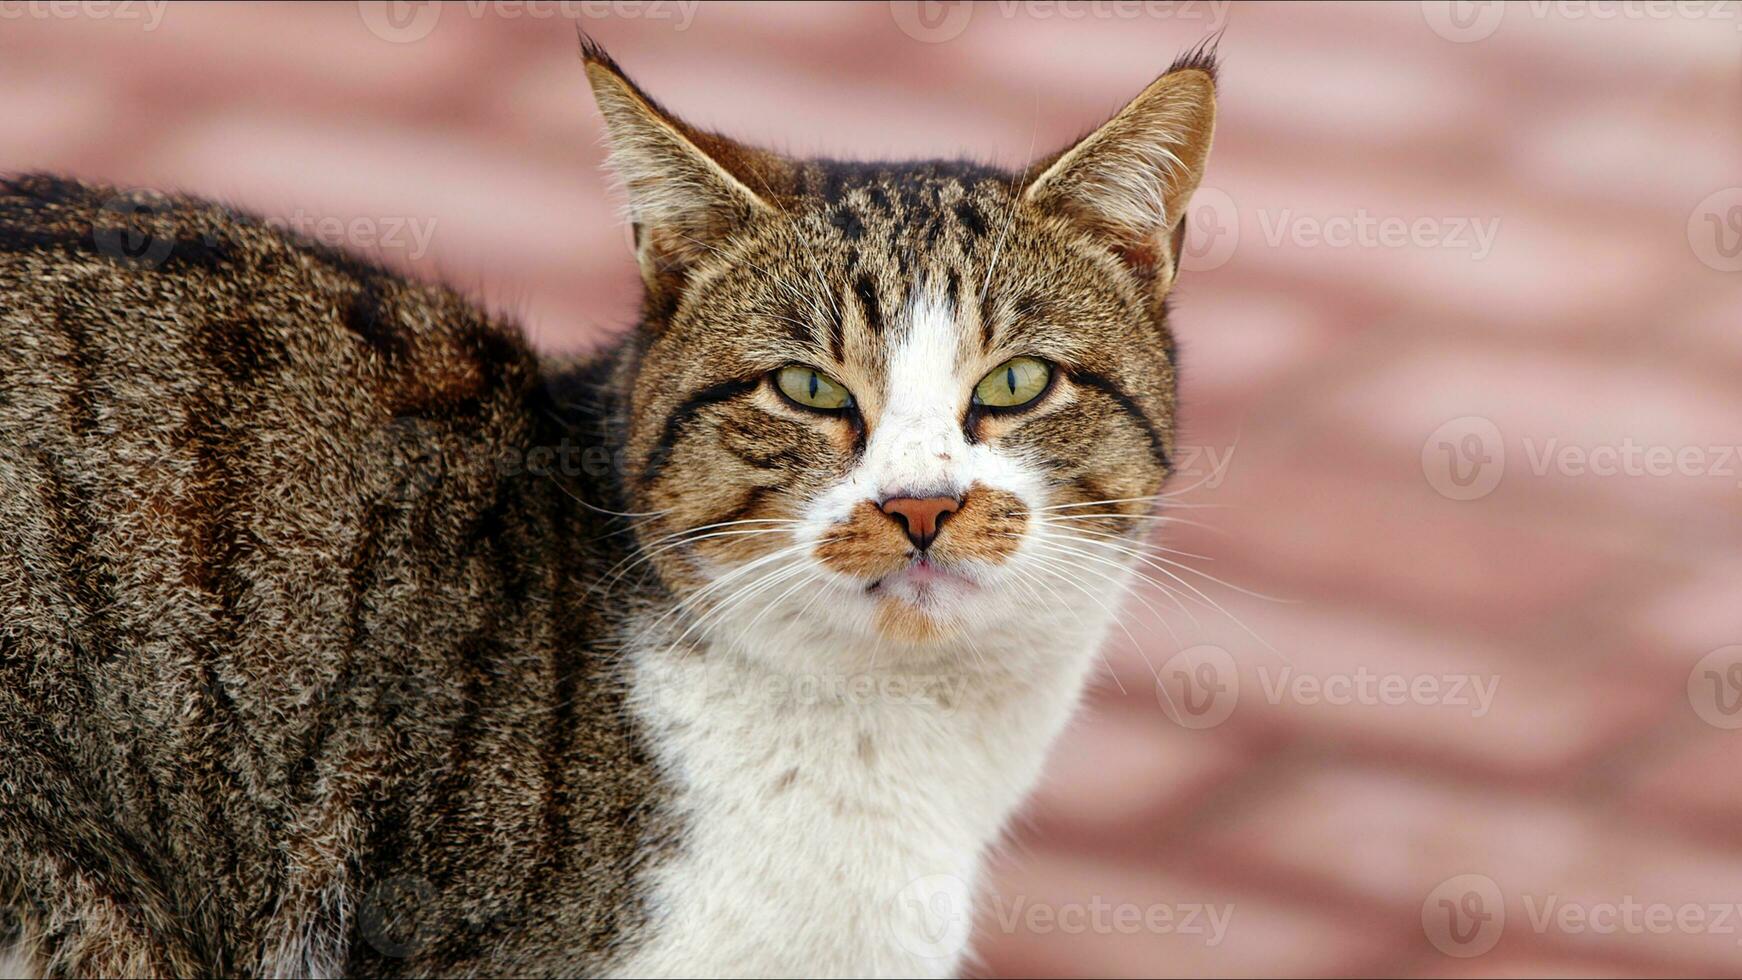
[0,37,1217,979]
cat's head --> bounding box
[585,41,1216,668]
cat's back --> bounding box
[0,173,548,672]
[0,174,623,974]
[0,172,538,450]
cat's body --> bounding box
[1,42,1217,978]
[0,174,664,976]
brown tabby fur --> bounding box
[0,37,1216,977]
[0,172,669,977]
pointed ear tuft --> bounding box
[581,41,787,288]
[1023,46,1219,293]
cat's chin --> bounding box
[866,556,979,601]
[853,558,982,645]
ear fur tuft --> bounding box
[1023,41,1220,291]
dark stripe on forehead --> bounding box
[825,301,846,364]
[954,201,987,239]
[639,377,760,488]
[1069,370,1171,474]
[979,284,998,353]
[830,206,865,241]
[781,305,815,348]
[854,274,883,336]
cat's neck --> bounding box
[612,611,1109,976]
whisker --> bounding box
[1036,512,1222,534]
[635,541,816,647]
[1022,536,1197,636]
[1038,531,1288,662]
[1013,549,1161,690]
[1000,559,1141,694]
[1031,518,1217,562]
[593,526,795,598]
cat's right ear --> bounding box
[582,39,787,293]
[1021,44,1218,299]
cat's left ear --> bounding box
[581,39,790,291]
[1023,48,1218,296]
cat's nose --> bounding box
[879,494,962,551]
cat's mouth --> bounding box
[866,556,980,601]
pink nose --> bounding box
[880,495,962,550]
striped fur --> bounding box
[0,39,1215,977]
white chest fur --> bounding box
[610,619,1106,978]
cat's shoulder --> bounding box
[0,172,539,417]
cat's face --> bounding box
[586,45,1216,664]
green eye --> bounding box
[775,364,854,411]
[973,356,1051,409]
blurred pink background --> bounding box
[7,1,1742,976]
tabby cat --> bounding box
[0,38,1217,978]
